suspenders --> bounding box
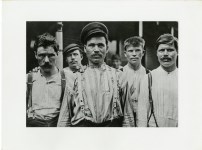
[26,70,66,111]
[146,70,159,127]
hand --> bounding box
[29,66,40,73]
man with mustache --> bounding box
[26,33,74,127]
[63,43,85,73]
[121,36,147,127]
[137,34,178,127]
[57,22,132,127]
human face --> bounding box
[66,50,83,70]
[84,36,108,65]
[124,45,144,67]
[157,43,178,71]
[112,59,121,69]
[35,46,58,73]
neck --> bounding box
[40,66,58,78]
[70,66,79,72]
[161,65,177,73]
[89,61,104,68]
[128,62,141,71]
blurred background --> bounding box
[26,21,178,73]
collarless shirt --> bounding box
[27,70,62,120]
[121,64,147,126]
[138,66,178,127]
[57,63,129,126]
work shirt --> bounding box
[27,69,75,120]
[121,64,147,127]
[57,63,132,127]
[63,65,86,73]
[137,66,178,127]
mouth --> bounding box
[161,57,172,62]
[131,58,138,61]
[70,61,77,64]
[92,54,102,58]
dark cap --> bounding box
[63,43,83,55]
[80,22,109,44]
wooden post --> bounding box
[171,27,174,36]
[56,22,63,70]
[139,21,143,37]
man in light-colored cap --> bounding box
[63,43,84,73]
[121,36,148,127]
[138,34,178,127]
[57,22,132,127]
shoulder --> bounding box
[150,66,160,75]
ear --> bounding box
[84,45,87,53]
[34,51,37,59]
[106,45,109,53]
[124,51,127,58]
[142,49,145,56]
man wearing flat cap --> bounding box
[63,43,84,73]
[138,34,178,127]
[57,22,132,127]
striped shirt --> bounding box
[121,64,147,126]
[27,69,75,120]
[137,66,178,127]
[57,63,132,127]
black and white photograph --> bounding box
[26,21,178,127]
[2,1,202,150]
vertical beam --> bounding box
[56,22,63,70]
[171,27,174,36]
[139,21,143,37]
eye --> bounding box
[88,43,95,47]
[38,54,45,58]
[98,43,104,48]
[158,49,165,52]
[48,54,55,58]
[135,49,141,52]
[128,50,133,53]
[167,49,174,52]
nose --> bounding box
[132,51,137,56]
[71,54,76,59]
[163,49,168,55]
[94,45,99,53]
[44,56,50,63]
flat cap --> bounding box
[63,43,83,54]
[80,22,108,44]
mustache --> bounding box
[92,54,102,57]
[161,56,172,61]
[70,61,77,64]
[42,63,51,68]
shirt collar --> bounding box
[159,66,178,74]
[88,62,107,71]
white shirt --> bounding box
[138,66,178,127]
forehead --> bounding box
[126,45,144,51]
[67,50,81,55]
[157,43,176,50]
[86,36,106,44]
[37,46,55,54]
